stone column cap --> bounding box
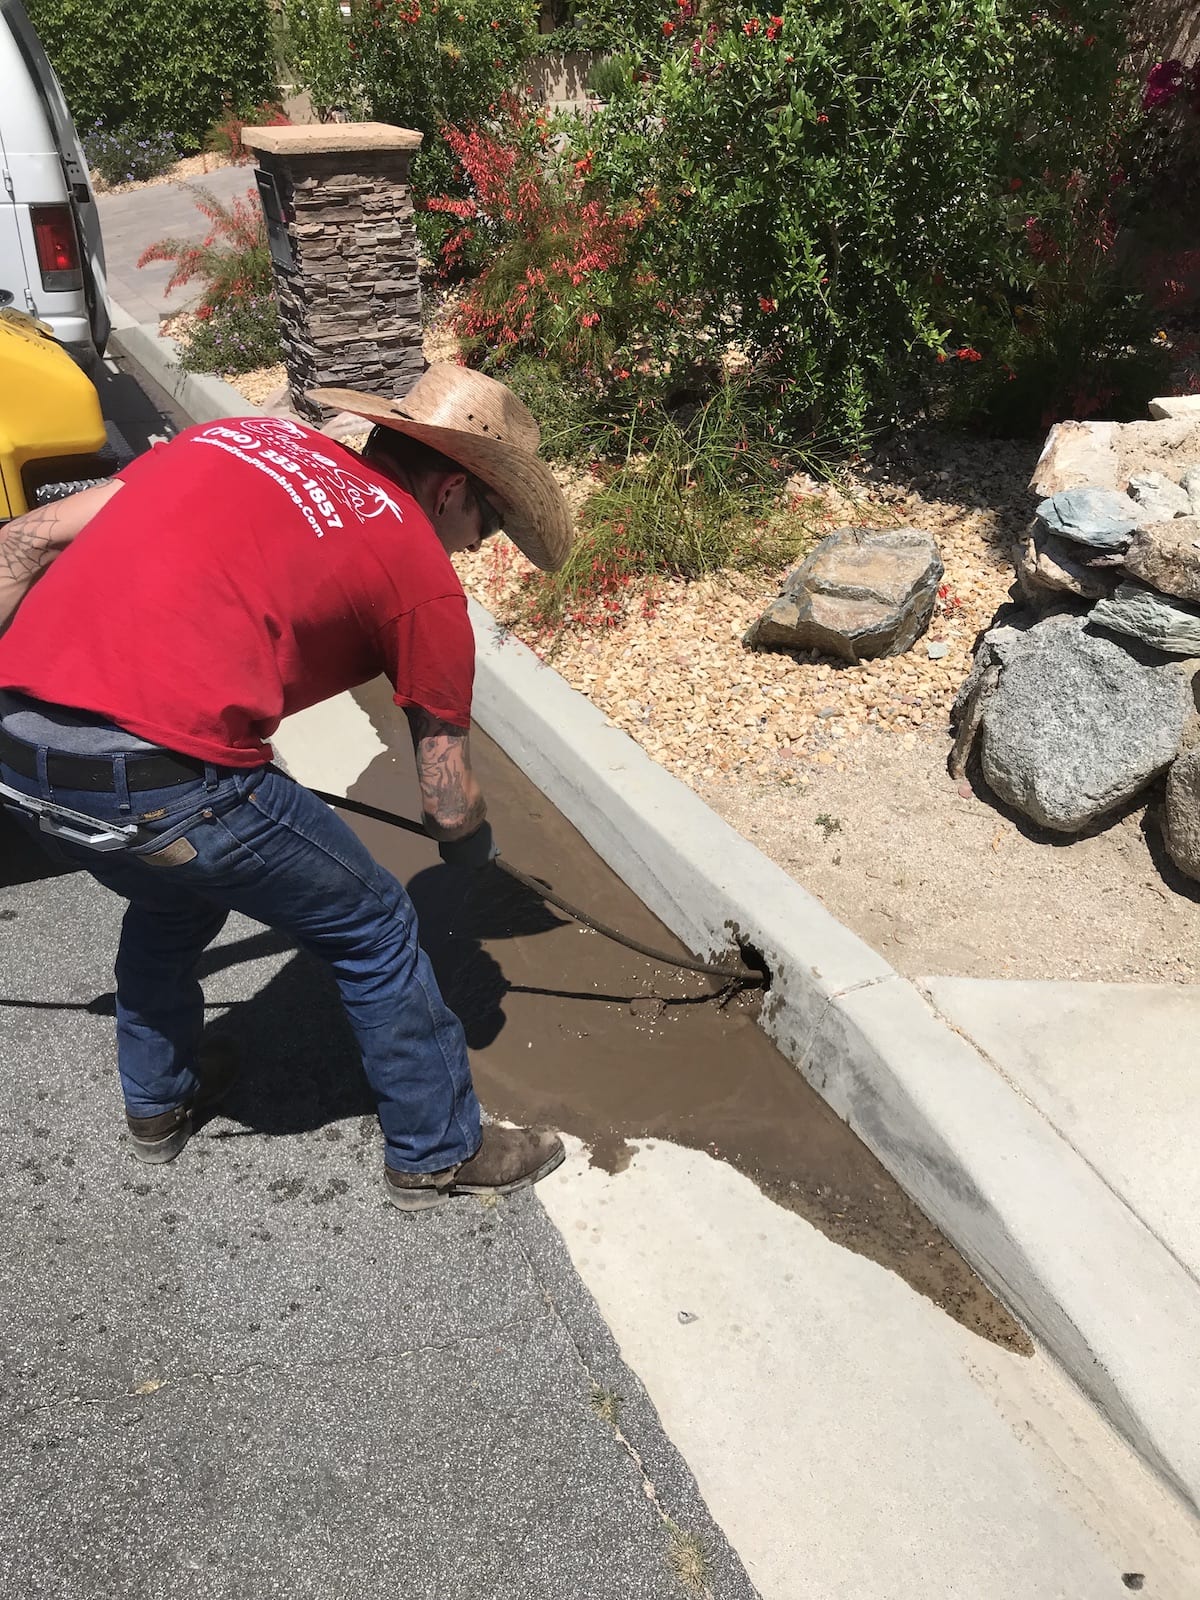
[242,122,423,157]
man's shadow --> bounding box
[203,860,566,1139]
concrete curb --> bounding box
[107,303,253,425]
[110,298,1200,1514]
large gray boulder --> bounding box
[744,527,943,661]
[969,614,1191,831]
[1089,580,1200,657]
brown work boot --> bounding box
[125,1038,240,1166]
[384,1124,565,1213]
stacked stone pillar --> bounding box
[241,123,424,422]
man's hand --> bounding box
[438,820,499,871]
[404,706,486,841]
[0,480,123,631]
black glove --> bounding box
[438,821,499,870]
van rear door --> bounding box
[0,0,109,354]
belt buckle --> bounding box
[0,779,140,853]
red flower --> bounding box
[1008,177,1023,190]
[574,150,595,176]
[759,296,777,312]
[956,346,983,362]
[743,16,760,35]
[936,351,947,363]
[662,19,675,33]
[766,14,783,40]
[816,113,829,123]
[580,311,600,327]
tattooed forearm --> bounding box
[0,502,71,584]
[404,707,486,839]
[0,479,122,630]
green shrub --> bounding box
[27,0,277,150]
[81,124,177,188]
[584,0,1149,444]
[281,0,359,123]
[179,293,282,376]
[585,54,635,101]
[347,0,537,204]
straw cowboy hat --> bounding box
[309,365,574,571]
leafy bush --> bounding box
[81,124,178,188]
[346,0,537,203]
[27,0,276,150]
[281,0,359,122]
[179,293,282,375]
[585,54,636,101]
[583,0,1151,443]
[137,185,272,311]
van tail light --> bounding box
[30,204,83,292]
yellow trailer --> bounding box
[0,308,113,520]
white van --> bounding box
[0,0,109,367]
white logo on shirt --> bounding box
[194,418,404,538]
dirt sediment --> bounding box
[346,678,1030,1353]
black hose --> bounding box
[310,787,765,987]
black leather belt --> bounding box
[0,726,207,792]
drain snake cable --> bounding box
[310,787,766,990]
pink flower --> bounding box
[1143,59,1185,111]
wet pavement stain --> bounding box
[344,679,1030,1354]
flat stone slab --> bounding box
[1034,488,1142,551]
[1089,579,1200,657]
[244,123,423,157]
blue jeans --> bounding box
[0,748,482,1173]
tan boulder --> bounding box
[1124,517,1200,604]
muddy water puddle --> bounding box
[348,680,1028,1354]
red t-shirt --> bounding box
[0,417,475,766]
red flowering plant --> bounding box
[204,100,290,164]
[424,99,663,376]
[137,186,281,374]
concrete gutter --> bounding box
[109,294,1200,1516]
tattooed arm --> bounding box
[404,706,487,841]
[0,480,124,630]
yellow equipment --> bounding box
[0,308,113,520]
